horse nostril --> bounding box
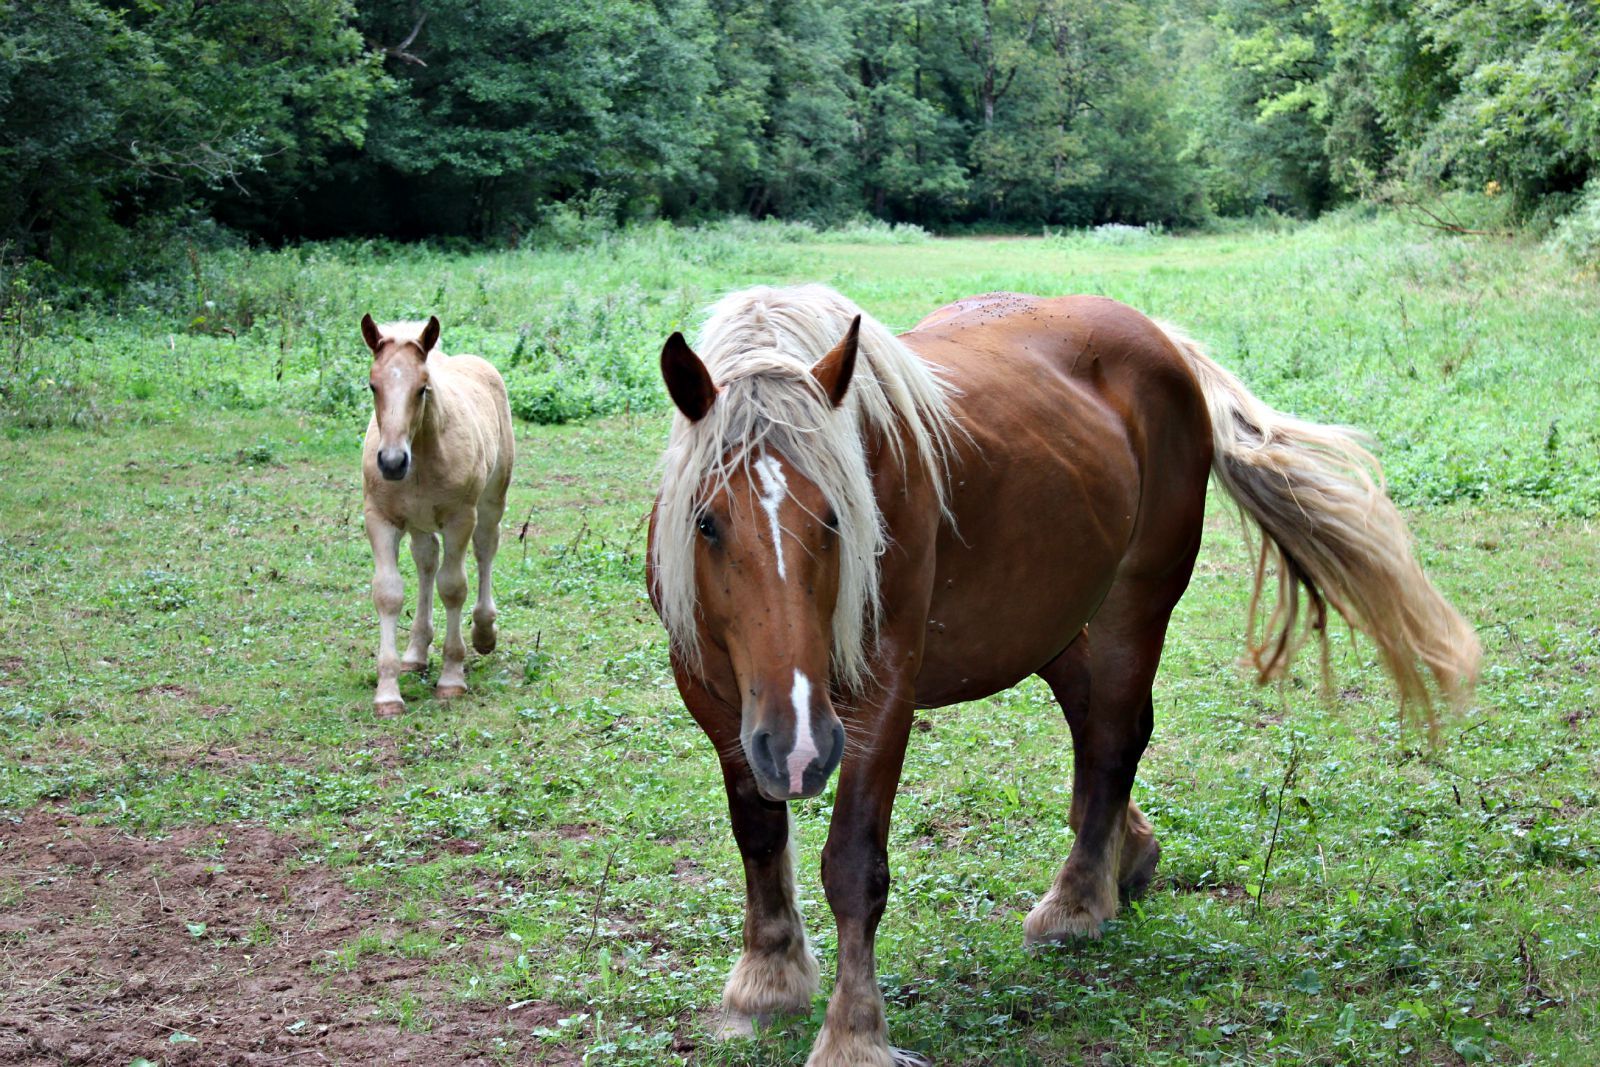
[813,720,845,778]
[750,729,776,778]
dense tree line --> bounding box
[3,0,1597,281]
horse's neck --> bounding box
[414,358,452,447]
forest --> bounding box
[5,0,1600,287]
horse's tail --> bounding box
[1160,323,1480,729]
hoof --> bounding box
[718,943,819,1040]
[399,658,427,674]
[805,1025,901,1067]
[1121,838,1161,901]
[713,1011,757,1040]
[471,629,496,655]
[374,700,406,719]
[1023,887,1115,950]
[434,684,467,701]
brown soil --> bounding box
[0,809,574,1065]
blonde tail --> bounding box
[1162,324,1480,729]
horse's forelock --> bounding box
[376,321,437,355]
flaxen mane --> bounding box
[652,285,959,688]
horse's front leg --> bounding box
[401,532,438,672]
[718,768,820,1036]
[808,667,927,1067]
[365,512,407,717]
[678,671,819,1035]
[434,512,476,700]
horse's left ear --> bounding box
[418,316,441,356]
[812,314,860,408]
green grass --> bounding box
[1,214,1597,1064]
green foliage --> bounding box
[6,0,1600,284]
[1333,0,1600,205]
[965,0,1203,225]
[1547,180,1600,270]
[1191,0,1600,216]
[0,0,383,273]
[350,0,718,237]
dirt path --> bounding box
[0,809,569,1065]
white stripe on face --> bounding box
[753,452,789,581]
[787,668,816,794]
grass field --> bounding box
[1,215,1597,1065]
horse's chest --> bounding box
[367,478,482,534]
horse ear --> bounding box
[812,314,860,408]
[661,332,717,422]
[418,315,441,356]
[360,313,382,353]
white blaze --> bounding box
[753,452,789,581]
[787,668,816,793]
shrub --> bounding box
[1548,182,1600,270]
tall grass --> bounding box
[3,212,1597,514]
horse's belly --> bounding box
[912,500,1130,707]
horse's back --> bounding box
[910,292,1202,403]
[907,292,1210,494]
[435,351,510,414]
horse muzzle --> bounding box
[376,447,410,481]
[744,711,845,802]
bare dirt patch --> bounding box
[0,809,570,1065]
[134,683,191,699]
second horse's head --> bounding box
[361,314,439,481]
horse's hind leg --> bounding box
[1042,631,1162,896]
[470,496,503,655]
[1025,585,1180,946]
[401,532,438,672]
[434,512,476,700]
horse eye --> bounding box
[696,513,718,540]
[823,510,839,531]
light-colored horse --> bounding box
[360,314,514,716]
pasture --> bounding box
[1,215,1597,1065]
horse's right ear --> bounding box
[661,332,717,422]
[360,313,382,353]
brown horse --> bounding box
[646,285,1479,1066]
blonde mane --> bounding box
[652,284,959,689]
